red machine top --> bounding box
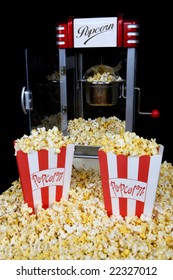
[55,15,139,49]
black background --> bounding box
[1,1,172,192]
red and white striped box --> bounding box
[15,144,74,213]
[98,145,164,218]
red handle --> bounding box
[151,109,160,118]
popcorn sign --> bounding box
[15,145,74,213]
[73,17,117,48]
[98,145,164,217]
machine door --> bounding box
[21,48,61,133]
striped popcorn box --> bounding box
[98,145,164,217]
[15,144,74,213]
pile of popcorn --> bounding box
[99,131,160,156]
[38,116,125,141]
[38,113,62,130]
[85,65,122,84]
[67,116,125,146]
[1,117,171,259]
[86,72,121,83]
[67,117,159,156]
[14,126,72,154]
[0,161,173,260]
[14,117,159,156]
[47,70,60,81]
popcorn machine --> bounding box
[55,15,158,127]
[55,15,139,133]
[21,15,160,157]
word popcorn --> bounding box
[110,181,146,199]
[31,170,64,189]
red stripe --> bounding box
[119,197,127,217]
[117,14,123,47]
[56,146,66,202]
[136,155,150,216]
[38,150,49,210]
[117,154,127,178]
[16,151,34,213]
[136,200,144,217]
[67,16,74,48]
[138,155,150,182]
[117,154,127,217]
[98,150,112,216]
[57,146,66,167]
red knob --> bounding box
[151,109,160,118]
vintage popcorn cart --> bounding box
[20,15,162,217]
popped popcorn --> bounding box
[47,71,60,81]
[67,116,125,146]
[0,161,173,260]
[99,131,160,156]
[14,126,72,155]
[5,114,171,259]
[85,64,123,84]
[39,113,62,130]
[86,71,121,83]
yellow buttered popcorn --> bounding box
[0,162,173,260]
[67,116,125,146]
[99,131,160,156]
[36,116,125,143]
[14,126,72,155]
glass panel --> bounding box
[25,48,61,130]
